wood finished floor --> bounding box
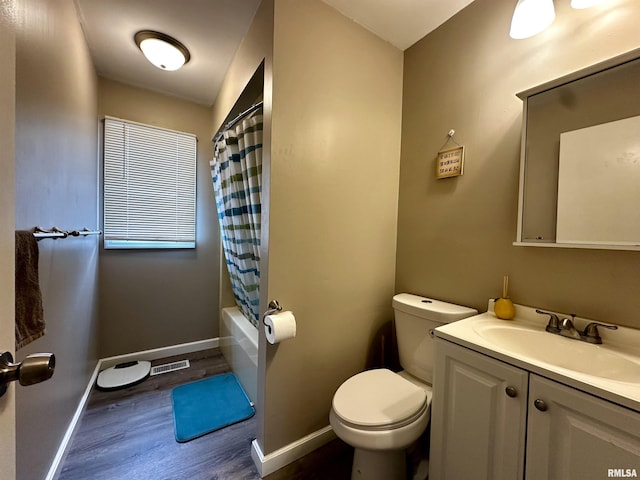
[58,348,353,480]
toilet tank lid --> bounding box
[392,293,478,323]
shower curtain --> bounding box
[211,109,263,327]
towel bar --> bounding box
[33,227,102,240]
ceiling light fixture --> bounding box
[509,0,556,39]
[134,30,190,71]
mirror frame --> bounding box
[514,47,640,251]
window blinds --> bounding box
[103,117,197,249]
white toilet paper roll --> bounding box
[264,310,296,344]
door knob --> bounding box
[0,351,55,398]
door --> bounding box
[526,374,640,480]
[0,4,17,480]
[430,340,528,480]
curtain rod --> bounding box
[213,101,264,143]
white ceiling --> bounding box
[74,0,475,106]
[74,0,262,106]
[321,0,475,51]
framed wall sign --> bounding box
[436,146,464,179]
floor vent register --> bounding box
[150,359,190,376]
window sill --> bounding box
[104,240,196,250]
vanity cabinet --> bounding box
[526,375,640,480]
[430,339,640,480]
[429,341,528,480]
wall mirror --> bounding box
[515,48,640,251]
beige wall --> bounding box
[98,78,219,357]
[13,0,99,478]
[262,0,403,453]
[210,0,274,136]
[209,0,275,448]
[397,0,640,327]
[0,2,17,478]
[210,0,275,312]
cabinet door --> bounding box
[430,340,528,480]
[526,374,640,480]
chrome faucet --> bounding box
[535,309,561,333]
[536,310,618,344]
[582,322,619,344]
[559,315,583,340]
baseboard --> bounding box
[44,361,102,480]
[251,425,336,478]
[99,337,220,369]
[45,337,219,480]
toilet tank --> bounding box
[393,293,477,385]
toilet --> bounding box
[330,293,477,480]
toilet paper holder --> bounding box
[262,300,283,327]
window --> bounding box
[103,117,197,249]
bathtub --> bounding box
[220,306,258,404]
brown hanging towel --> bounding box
[15,230,45,349]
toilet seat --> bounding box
[332,369,428,431]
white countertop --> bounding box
[434,300,640,412]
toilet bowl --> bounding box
[330,369,431,480]
[330,294,477,480]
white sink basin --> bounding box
[472,323,640,383]
[435,300,640,410]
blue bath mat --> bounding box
[171,373,255,443]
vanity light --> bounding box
[509,0,556,39]
[134,30,190,71]
[570,0,606,8]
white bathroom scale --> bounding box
[97,360,151,390]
